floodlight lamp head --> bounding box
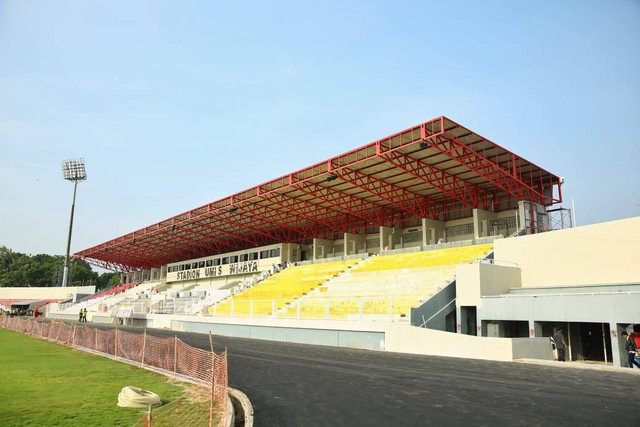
[61,158,87,182]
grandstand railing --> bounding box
[508,227,527,238]
[209,295,423,320]
[479,258,520,268]
[381,236,498,256]
[295,252,369,266]
[484,290,640,299]
[0,316,229,426]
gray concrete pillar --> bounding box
[344,232,364,256]
[380,226,394,251]
[612,323,626,368]
[421,218,428,246]
[528,320,543,338]
[344,233,353,256]
[473,208,497,239]
[477,312,485,337]
[420,219,446,245]
[393,224,402,248]
[473,209,481,239]
[313,238,334,260]
[517,201,529,233]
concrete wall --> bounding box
[511,337,554,360]
[384,323,514,361]
[313,238,334,260]
[46,309,557,363]
[422,218,445,245]
[480,291,639,324]
[410,281,456,329]
[0,286,95,300]
[173,319,385,351]
[444,217,475,242]
[494,217,640,287]
[343,232,367,256]
[456,263,522,308]
[473,208,497,239]
[479,288,640,367]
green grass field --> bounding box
[0,328,198,426]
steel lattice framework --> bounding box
[75,117,562,272]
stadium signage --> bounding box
[229,261,258,275]
[174,260,259,281]
[204,266,223,277]
[176,269,200,281]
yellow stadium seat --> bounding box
[286,244,493,319]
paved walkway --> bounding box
[515,358,640,374]
[101,325,640,427]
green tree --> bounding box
[68,259,99,287]
[0,246,29,287]
[97,272,121,291]
[0,246,109,288]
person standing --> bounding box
[82,308,88,323]
[621,331,640,369]
[554,328,568,362]
[79,309,83,322]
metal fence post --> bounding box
[208,332,215,427]
[141,329,147,366]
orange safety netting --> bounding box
[142,333,176,372]
[0,316,229,426]
[115,329,145,361]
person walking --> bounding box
[621,331,640,369]
[554,328,568,362]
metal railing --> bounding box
[207,294,435,321]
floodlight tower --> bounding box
[61,158,87,287]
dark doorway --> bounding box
[570,322,612,363]
[482,320,529,337]
[461,306,477,335]
[539,321,612,363]
[300,250,308,261]
[504,321,529,338]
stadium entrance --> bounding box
[538,321,612,363]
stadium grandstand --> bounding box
[5,116,637,368]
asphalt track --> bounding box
[92,324,640,426]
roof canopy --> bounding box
[76,116,562,272]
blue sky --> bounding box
[1,1,639,259]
